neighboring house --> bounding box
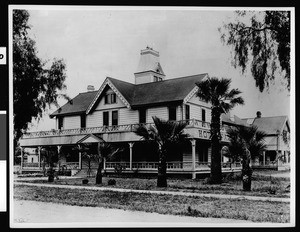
[242,111,290,170]
[19,47,242,178]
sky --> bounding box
[20,6,292,131]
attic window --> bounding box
[105,93,117,104]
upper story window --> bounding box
[139,109,146,124]
[185,105,190,120]
[168,105,177,121]
[112,110,118,126]
[154,76,162,82]
[202,109,206,122]
[80,114,86,128]
[105,92,117,104]
[103,111,109,126]
[58,117,63,130]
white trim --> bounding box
[183,86,199,104]
[86,78,131,114]
[183,73,208,104]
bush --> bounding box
[108,179,116,186]
[82,179,89,184]
[114,164,124,176]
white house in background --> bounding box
[18,47,289,177]
[242,111,290,170]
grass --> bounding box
[18,171,290,198]
[14,184,290,223]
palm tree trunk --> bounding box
[242,149,252,191]
[210,108,222,184]
[157,149,167,187]
[48,153,54,182]
[96,160,103,184]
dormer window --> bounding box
[105,93,117,104]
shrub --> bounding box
[114,164,124,176]
[108,179,116,186]
[82,179,89,184]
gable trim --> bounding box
[86,78,131,114]
[77,134,104,144]
[183,73,209,104]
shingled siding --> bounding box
[147,106,168,123]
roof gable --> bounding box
[52,73,208,117]
[249,116,289,135]
[86,77,132,114]
[77,134,104,144]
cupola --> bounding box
[134,46,165,84]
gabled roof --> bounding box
[221,114,250,127]
[242,116,289,135]
[50,91,98,118]
[51,73,208,117]
[130,74,207,108]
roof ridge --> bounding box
[78,90,98,95]
[134,73,208,87]
[107,76,135,85]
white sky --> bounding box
[22,7,291,131]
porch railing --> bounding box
[251,161,278,168]
[21,119,228,139]
[60,162,80,169]
[105,161,242,170]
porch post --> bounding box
[263,151,266,166]
[129,142,134,170]
[38,146,41,169]
[191,139,196,179]
[103,157,106,171]
[78,145,82,169]
[20,147,24,173]
[57,145,62,170]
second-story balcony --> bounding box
[20,119,230,146]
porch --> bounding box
[20,161,242,176]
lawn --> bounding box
[17,170,290,198]
[14,184,290,223]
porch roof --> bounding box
[19,134,87,147]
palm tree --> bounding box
[135,116,188,187]
[76,143,120,184]
[95,142,121,184]
[196,77,244,184]
[225,125,267,191]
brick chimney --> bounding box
[87,85,95,92]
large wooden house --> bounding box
[19,47,243,178]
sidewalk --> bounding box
[14,181,290,203]
[12,199,252,226]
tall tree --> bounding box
[75,142,121,184]
[135,116,188,187]
[196,77,244,184]
[13,10,69,141]
[219,11,290,92]
[225,125,267,191]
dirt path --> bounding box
[12,199,252,227]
